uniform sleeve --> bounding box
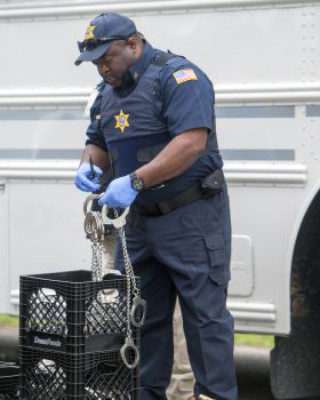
[160,63,214,137]
[85,87,107,151]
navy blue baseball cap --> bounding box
[75,13,137,66]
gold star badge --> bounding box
[84,25,95,41]
[115,110,130,133]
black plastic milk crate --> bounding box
[20,270,140,354]
[0,363,20,400]
[20,346,139,400]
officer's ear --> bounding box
[127,37,137,49]
[126,36,141,56]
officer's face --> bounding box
[93,39,137,87]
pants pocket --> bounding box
[204,233,231,285]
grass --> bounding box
[0,314,274,348]
[0,314,19,327]
[234,333,274,349]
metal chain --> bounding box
[91,241,103,281]
[89,211,137,338]
[117,223,139,295]
[90,241,105,329]
[114,209,140,339]
[85,199,141,369]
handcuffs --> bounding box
[84,193,146,369]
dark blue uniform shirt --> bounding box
[86,42,223,204]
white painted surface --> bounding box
[229,235,254,297]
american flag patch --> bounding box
[173,69,198,84]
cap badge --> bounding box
[84,25,96,41]
[115,110,130,133]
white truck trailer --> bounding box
[1,0,320,398]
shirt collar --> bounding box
[128,41,154,84]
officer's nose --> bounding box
[97,62,109,75]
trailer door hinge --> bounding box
[0,184,6,192]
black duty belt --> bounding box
[135,169,225,217]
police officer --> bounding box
[74,13,238,400]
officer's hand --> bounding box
[98,175,138,208]
[74,162,103,192]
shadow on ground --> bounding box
[236,346,320,400]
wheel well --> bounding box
[270,189,320,399]
[291,189,320,320]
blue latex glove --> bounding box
[98,175,138,208]
[74,162,102,192]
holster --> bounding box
[201,168,225,199]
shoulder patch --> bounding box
[172,69,198,85]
